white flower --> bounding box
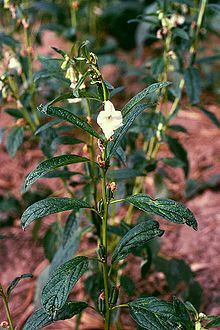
[68,98,81,104]
[8,57,22,74]
[97,100,123,139]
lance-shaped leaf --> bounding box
[107,103,147,159]
[23,301,88,330]
[6,126,24,158]
[7,273,33,297]
[125,194,197,230]
[42,256,88,315]
[21,198,91,229]
[23,154,89,191]
[122,82,170,116]
[128,297,182,330]
[38,105,103,139]
[184,67,201,105]
[112,221,164,263]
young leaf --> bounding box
[184,67,201,105]
[128,297,182,330]
[42,256,88,315]
[6,126,24,158]
[122,82,170,116]
[23,154,89,191]
[38,105,103,139]
[125,194,198,230]
[167,136,189,178]
[112,221,164,263]
[21,198,91,229]
[7,273,33,297]
[23,301,88,330]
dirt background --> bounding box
[0,32,220,329]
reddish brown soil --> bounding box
[0,32,220,329]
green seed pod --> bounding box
[97,244,106,262]
[98,291,105,315]
[97,200,104,216]
[109,286,120,307]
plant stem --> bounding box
[0,284,14,330]
[101,168,110,330]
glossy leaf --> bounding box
[21,197,91,229]
[122,82,170,116]
[38,105,102,139]
[6,126,24,158]
[42,256,88,315]
[112,221,164,263]
[7,273,33,297]
[128,297,182,330]
[184,67,201,105]
[23,154,89,191]
[125,194,198,230]
[23,301,88,330]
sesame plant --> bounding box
[0,40,214,330]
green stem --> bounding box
[101,168,110,330]
[69,0,77,29]
[111,304,128,311]
[0,284,14,330]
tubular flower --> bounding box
[97,100,123,139]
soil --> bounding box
[0,32,220,329]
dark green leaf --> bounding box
[7,273,33,297]
[112,221,164,263]
[21,198,91,229]
[24,155,89,191]
[107,168,143,181]
[23,301,88,330]
[207,4,220,13]
[173,28,189,40]
[125,194,198,230]
[63,212,78,247]
[184,67,201,105]
[4,108,23,119]
[121,275,135,296]
[197,106,220,128]
[38,105,102,139]
[42,256,88,315]
[35,119,61,135]
[6,126,24,158]
[160,157,185,168]
[0,32,19,48]
[43,222,63,262]
[128,297,182,330]
[206,316,220,329]
[53,136,84,145]
[173,297,191,323]
[167,136,189,178]
[122,82,170,116]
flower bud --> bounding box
[97,155,106,168]
[98,291,105,314]
[97,244,106,262]
[109,286,120,307]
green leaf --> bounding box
[38,105,102,139]
[53,136,84,145]
[107,168,143,181]
[23,301,88,330]
[112,221,164,263]
[107,103,148,159]
[184,67,201,105]
[63,212,78,247]
[120,275,135,296]
[42,256,88,315]
[197,106,220,128]
[128,297,182,330]
[173,297,191,324]
[43,222,63,262]
[167,136,189,178]
[160,157,185,168]
[6,126,24,158]
[23,155,89,191]
[122,82,170,116]
[125,194,198,230]
[173,28,189,40]
[206,316,220,329]
[21,198,91,229]
[7,273,33,297]
[35,119,61,135]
